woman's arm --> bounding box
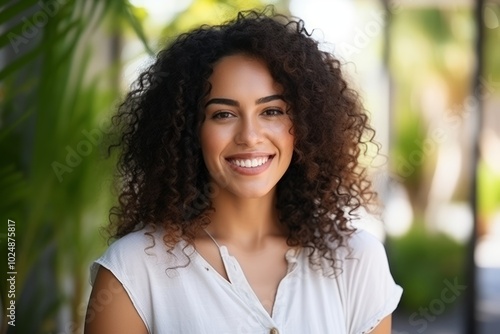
[369,314,392,334]
[84,266,148,334]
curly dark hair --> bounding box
[109,8,378,269]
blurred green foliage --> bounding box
[479,161,500,216]
[388,225,466,311]
[389,8,475,203]
[484,3,500,82]
[481,2,500,223]
[0,1,150,332]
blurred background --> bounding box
[0,0,499,333]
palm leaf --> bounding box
[0,0,152,332]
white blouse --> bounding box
[90,227,402,334]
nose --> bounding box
[234,117,263,147]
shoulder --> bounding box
[97,228,159,264]
[343,229,387,260]
[90,226,187,284]
[108,228,158,254]
[333,229,392,277]
[303,229,388,278]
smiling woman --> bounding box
[84,7,402,334]
[200,54,294,199]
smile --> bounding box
[228,156,270,168]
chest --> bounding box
[229,247,288,314]
[196,238,289,315]
[149,252,347,334]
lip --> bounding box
[225,152,274,160]
[225,153,275,176]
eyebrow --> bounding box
[256,94,284,104]
[204,94,284,108]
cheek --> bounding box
[265,119,295,150]
[265,118,292,134]
[200,124,229,164]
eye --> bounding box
[212,111,235,119]
[262,108,284,116]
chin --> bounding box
[227,185,275,199]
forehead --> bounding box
[207,54,283,97]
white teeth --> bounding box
[230,157,269,168]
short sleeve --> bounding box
[89,231,156,333]
[341,230,403,334]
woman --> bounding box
[85,8,402,334]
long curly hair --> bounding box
[109,8,378,269]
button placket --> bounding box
[219,245,288,332]
[271,247,300,324]
[220,248,263,307]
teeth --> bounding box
[230,157,269,168]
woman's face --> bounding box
[200,54,294,199]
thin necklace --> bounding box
[203,229,222,248]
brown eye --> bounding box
[212,111,235,119]
[262,109,284,116]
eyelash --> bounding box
[262,108,284,116]
[211,108,284,119]
[211,111,234,119]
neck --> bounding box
[205,188,286,247]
